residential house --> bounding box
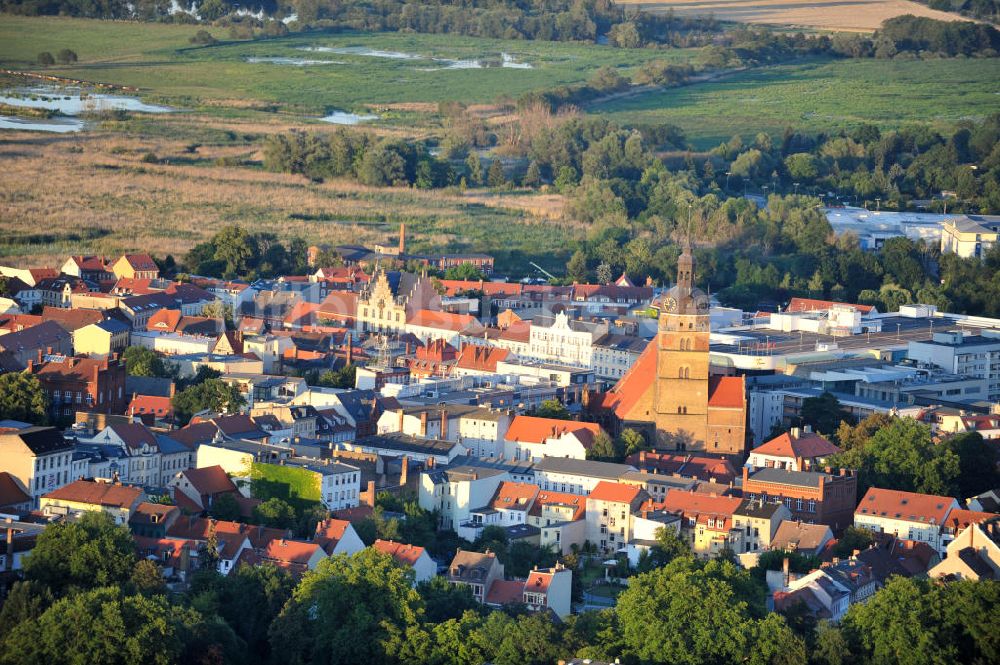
[529,490,587,555]
[420,462,509,531]
[61,255,112,283]
[525,312,608,368]
[629,450,739,485]
[747,427,842,472]
[592,333,648,381]
[743,466,858,531]
[73,318,130,357]
[732,499,791,554]
[373,539,436,584]
[89,423,161,486]
[0,320,73,369]
[40,479,144,525]
[0,472,33,513]
[129,502,181,538]
[169,465,240,513]
[585,481,649,555]
[447,549,505,604]
[520,565,572,618]
[459,481,539,541]
[0,426,75,507]
[626,509,683,567]
[112,254,160,280]
[929,517,1000,580]
[503,415,603,462]
[29,354,127,421]
[314,518,366,556]
[854,487,960,555]
[771,521,835,557]
[533,457,636,496]
[348,433,468,467]
[657,491,744,559]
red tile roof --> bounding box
[943,509,995,534]
[753,431,841,460]
[485,579,526,606]
[43,479,142,509]
[128,395,174,418]
[107,422,158,451]
[314,518,353,553]
[260,538,322,566]
[588,481,644,505]
[525,569,554,594]
[498,320,531,343]
[438,280,522,297]
[708,376,745,409]
[373,539,427,567]
[529,490,586,521]
[856,488,957,525]
[456,345,509,372]
[490,482,540,512]
[504,416,602,447]
[654,491,743,519]
[628,451,738,484]
[0,471,31,507]
[180,466,237,497]
[786,298,874,314]
[120,254,159,272]
[406,309,480,332]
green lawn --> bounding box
[592,57,1000,149]
[0,16,697,112]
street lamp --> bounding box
[793,182,800,196]
[725,171,731,192]
[875,197,881,211]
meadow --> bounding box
[592,57,1000,149]
[0,16,696,115]
[629,0,971,32]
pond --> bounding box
[0,86,175,115]
[245,56,345,66]
[0,115,83,133]
[299,46,533,70]
[320,110,379,125]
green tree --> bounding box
[209,492,241,522]
[130,559,166,596]
[172,378,245,424]
[487,159,507,188]
[566,249,589,283]
[522,160,542,188]
[121,346,173,378]
[829,418,961,496]
[36,52,54,66]
[943,431,1000,498]
[268,549,422,665]
[637,526,690,572]
[618,428,648,457]
[0,373,47,425]
[417,576,482,624]
[253,497,297,529]
[0,581,52,640]
[23,512,136,597]
[444,263,485,281]
[0,587,185,665]
[465,153,483,186]
[587,431,619,461]
[834,413,894,450]
[799,392,853,436]
[55,49,77,64]
[832,526,875,559]
[533,399,569,419]
[812,621,848,665]
[206,562,295,661]
[213,225,256,279]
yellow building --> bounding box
[0,427,76,508]
[940,215,1000,259]
[40,479,144,525]
[73,319,131,357]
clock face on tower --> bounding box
[664,297,678,313]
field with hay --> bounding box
[628,0,974,33]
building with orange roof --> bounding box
[855,487,960,555]
[786,298,876,315]
[453,345,510,376]
[127,394,174,425]
[586,481,649,555]
[373,539,436,584]
[652,490,745,559]
[458,481,539,541]
[405,309,483,345]
[112,254,159,281]
[528,489,587,554]
[250,538,326,577]
[503,415,604,462]
[314,518,366,556]
[591,245,747,456]
[0,471,32,513]
[748,426,842,472]
[929,517,1000,581]
[628,450,739,485]
[41,479,144,525]
[167,465,238,513]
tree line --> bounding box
[1,510,997,665]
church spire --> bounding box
[677,241,693,293]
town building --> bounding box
[112,254,160,281]
[908,330,1000,401]
[525,312,608,368]
[770,521,835,557]
[314,518,366,556]
[372,539,437,584]
[0,426,75,507]
[73,318,131,357]
[592,333,648,381]
[502,415,603,462]
[585,481,649,555]
[854,487,960,555]
[29,354,127,421]
[354,270,439,334]
[747,427,842,472]
[40,479,144,525]
[939,215,1000,259]
[533,457,635,496]
[742,466,858,531]
[928,517,1000,581]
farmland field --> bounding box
[629,0,973,32]
[592,57,1000,149]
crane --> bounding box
[529,261,557,282]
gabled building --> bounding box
[656,491,744,559]
[41,479,144,525]
[743,466,858,531]
[929,517,1000,581]
[314,518,366,556]
[0,426,75,507]
[29,354,127,421]
[168,465,239,513]
[502,415,603,462]
[533,457,636,496]
[447,549,504,604]
[747,427,842,472]
[854,487,960,555]
[373,539,436,584]
[771,521,835,557]
[0,320,73,369]
[112,254,160,281]
[585,481,649,555]
[90,422,160,486]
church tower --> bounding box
[653,241,712,449]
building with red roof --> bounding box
[314,518,365,556]
[0,472,32,513]
[589,246,747,456]
[628,450,739,485]
[503,415,604,462]
[168,465,238,513]
[453,345,510,376]
[112,254,159,281]
[748,426,842,472]
[585,481,649,555]
[855,487,960,555]
[27,352,127,421]
[40,479,144,524]
[373,539,436,583]
[786,298,876,315]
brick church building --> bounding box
[591,242,747,456]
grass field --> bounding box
[593,57,1000,148]
[0,16,696,114]
[0,129,583,273]
[630,0,972,32]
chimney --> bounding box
[398,408,405,432]
[440,410,448,440]
[346,331,354,366]
[782,556,790,587]
[639,450,647,463]
[790,426,800,438]
[427,456,435,469]
[400,456,409,486]
[5,528,14,572]
[420,411,428,436]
